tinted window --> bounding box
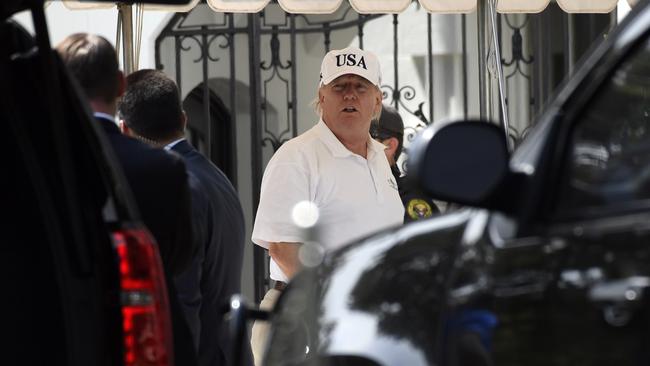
[558,38,650,213]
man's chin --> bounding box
[338,113,365,123]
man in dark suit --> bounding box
[118,69,250,366]
[56,33,198,365]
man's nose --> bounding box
[343,87,357,99]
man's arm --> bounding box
[268,242,302,279]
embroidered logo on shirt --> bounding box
[407,199,433,220]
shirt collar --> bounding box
[164,138,185,151]
[316,119,380,159]
[367,136,387,160]
[93,112,116,123]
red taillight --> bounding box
[113,229,173,366]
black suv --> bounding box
[260,1,650,365]
[2,1,186,365]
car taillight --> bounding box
[112,229,174,366]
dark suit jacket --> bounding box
[97,117,195,274]
[96,116,198,365]
[171,140,250,366]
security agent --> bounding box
[56,33,198,365]
[118,69,250,366]
[371,105,440,221]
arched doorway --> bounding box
[183,83,235,184]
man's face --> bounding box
[319,74,381,141]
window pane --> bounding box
[560,38,650,211]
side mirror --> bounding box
[408,120,511,209]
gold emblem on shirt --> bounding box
[407,199,433,220]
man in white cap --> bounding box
[250,46,404,364]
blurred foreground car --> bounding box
[1,0,191,364]
[258,1,650,365]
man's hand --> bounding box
[269,242,302,279]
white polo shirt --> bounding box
[252,119,404,282]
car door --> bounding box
[485,26,650,366]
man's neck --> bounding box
[160,134,185,149]
[339,137,367,158]
[134,133,185,149]
[323,121,369,158]
[90,100,116,117]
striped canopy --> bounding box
[62,0,634,13]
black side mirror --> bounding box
[408,120,510,209]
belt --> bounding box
[274,281,287,292]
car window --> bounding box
[557,36,650,215]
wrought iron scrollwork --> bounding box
[177,32,232,64]
[507,124,534,149]
[323,23,332,52]
[261,27,292,70]
[502,15,533,67]
[382,85,430,125]
[501,14,535,146]
[502,15,534,95]
[206,33,232,62]
[261,136,291,152]
[260,25,293,152]
[179,35,203,63]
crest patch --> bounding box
[407,199,433,220]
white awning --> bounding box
[61,0,635,13]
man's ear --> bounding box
[181,110,188,131]
[116,70,126,98]
[385,136,399,157]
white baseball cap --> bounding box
[319,46,381,87]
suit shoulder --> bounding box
[118,137,187,179]
[145,146,187,175]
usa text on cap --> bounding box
[319,46,381,87]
